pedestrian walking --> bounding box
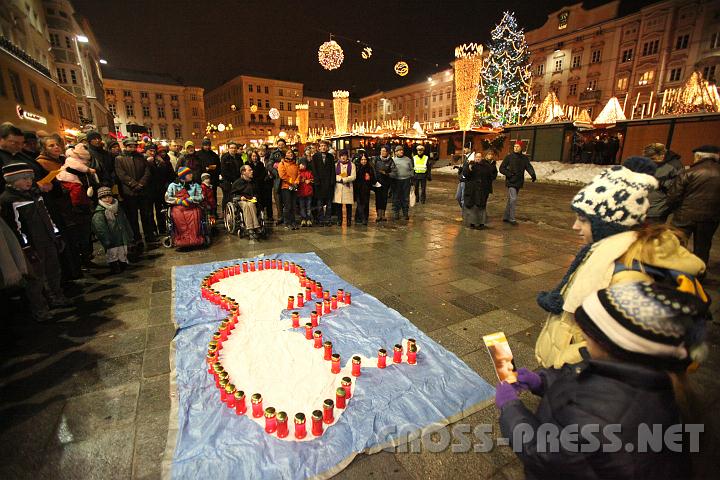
[389,145,413,221]
[373,146,395,222]
[462,151,497,229]
[499,141,536,225]
[666,144,720,267]
[643,142,683,224]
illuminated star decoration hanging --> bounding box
[318,40,345,70]
[394,61,409,77]
[269,108,280,120]
[361,47,372,59]
[250,105,258,113]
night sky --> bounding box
[72,0,657,98]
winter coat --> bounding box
[35,153,73,226]
[0,186,59,250]
[310,152,336,200]
[177,152,205,182]
[278,160,300,190]
[298,169,314,198]
[220,153,243,189]
[231,177,255,198]
[115,152,151,198]
[167,151,179,170]
[333,161,356,204]
[196,148,221,186]
[354,163,375,203]
[500,351,690,480]
[499,152,536,189]
[88,144,115,187]
[462,159,497,209]
[91,201,133,250]
[0,215,27,288]
[201,183,216,211]
[165,181,203,205]
[148,154,175,197]
[647,155,683,219]
[35,153,63,176]
[389,156,414,180]
[535,229,705,369]
[57,152,92,185]
[248,160,267,197]
[373,155,396,187]
[666,157,720,225]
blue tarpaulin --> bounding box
[163,253,495,479]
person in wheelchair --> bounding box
[165,167,207,248]
[229,165,263,239]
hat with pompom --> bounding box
[571,165,658,242]
[575,282,710,371]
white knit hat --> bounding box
[571,165,657,239]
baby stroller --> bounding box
[224,196,268,239]
[163,178,211,249]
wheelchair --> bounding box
[162,204,212,248]
[224,196,268,239]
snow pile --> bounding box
[434,161,607,185]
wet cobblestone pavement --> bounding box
[2,176,719,479]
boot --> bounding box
[109,261,121,274]
[346,217,351,227]
[376,210,383,223]
[393,211,400,221]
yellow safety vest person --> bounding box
[413,154,428,174]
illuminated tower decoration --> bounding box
[593,97,626,125]
[332,90,350,135]
[454,43,484,131]
[478,11,533,125]
[295,104,309,142]
[662,71,720,115]
[527,92,566,124]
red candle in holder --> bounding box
[315,282,323,297]
[276,411,289,438]
[258,260,264,271]
[251,394,263,418]
[407,344,418,364]
[351,356,362,377]
[217,371,229,390]
[313,330,323,348]
[290,263,296,273]
[291,312,300,328]
[264,407,277,433]
[344,292,351,304]
[265,259,271,269]
[323,341,333,360]
[287,296,294,310]
[336,388,347,409]
[219,379,229,402]
[407,338,416,350]
[294,413,307,439]
[242,262,248,272]
[283,261,289,271]
[331,353,341,374]
[304,322,313,340]
[311,312,319,327]
[323,300,331,314]
[234,390,246,415]
[234,264,241,275]
[297,293,304,307]
[305,287,313,300]
[311,410,324,436]
[331,296,338,310]
[271,259,277,269]
[249,261,256,272]
[341,377,352,399]
[225,384,237,408]
[220,268,228,279]
[378,348,387,368]
[323,290,330,301]
[206,353,217,374]
[213,330,223,344]
[393,344,403,363]
[337,288,344,300]
[322,399,334,424]
[315,302,323,317]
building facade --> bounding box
[0,0,80,135]
[204,74,303,146]
[358,68,456,130]
[526,0,720,118]
[102,67,205,142]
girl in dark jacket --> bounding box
[496,282,708,480]
[462,151,497,229]
[354,153,376,225]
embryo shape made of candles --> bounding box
[201,259,418,441]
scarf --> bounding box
[98,197,119,223]
[336,161,352,176]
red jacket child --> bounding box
[200,174,217,212]
[298,168,314,198]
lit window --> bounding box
[616,77,628,91]
[638,70,655,85]
[558,11,569,30]
[621,48,633,63]
[586,79,598,90]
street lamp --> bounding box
[76,34,89,43]
[99,59,107,64]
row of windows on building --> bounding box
[107,102,189,120]
[361,91,453,116]
[105,89,197,102]
[246,84,299,98]
[249,114,294,125]
[1,66,79,123]
[248,99,298,111]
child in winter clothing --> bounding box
[333,150,356,226]
[297,162,314,226]
[497,282,708,480]
[534,163,707,369]
[0,163,70,321]
[91,186,133,273]
[200,172,217,224]
[354,154,375,225]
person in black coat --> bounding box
[499,142,536,225]
[495,282,707,480]
[247,150,267,212]
[147,145,175,235]
[310,140,336,225]
[196,138,221,215]
[354,154,375,225]
[220,142,243,214]
[87,131,115,187]
[462,151,498,229]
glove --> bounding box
[531,177,537,183]
[516,368,543,395]
[495,381,520,409]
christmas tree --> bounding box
[477,11,533,126]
